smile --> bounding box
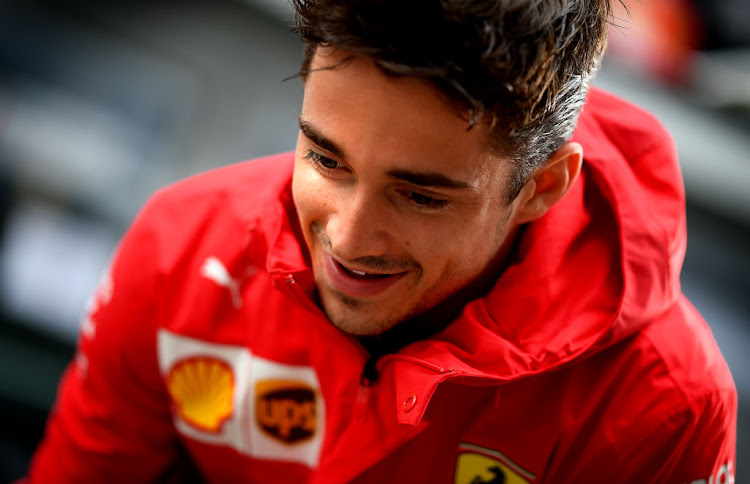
[324,253,408,298]
[342,266,389,279]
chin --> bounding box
[321,300,400,337]
[327,312,398,336]
[316,286,395,335]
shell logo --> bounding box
[255,380,317,444]
[166,356,235,432]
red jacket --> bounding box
[26,88,736,483]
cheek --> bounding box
[291,161,307,208]
[292,167,329,221]
[412,237,463,274]
[424,215,507,272]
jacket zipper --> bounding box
[278,272,376,421]
[277,272,327,317]
[277,273,472,423]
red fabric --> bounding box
[25,88,736,483]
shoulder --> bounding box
[638,298,736,408]
[611,302,737,479]
[602,299,736,460]
[149,152,294,217]
[554,296,735,442]
[595,299,735,429]
[540,304,736,479]
[138,152,294,240]
[119,152,296,276]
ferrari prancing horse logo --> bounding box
[455,443,534,484]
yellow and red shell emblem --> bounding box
[166,356,235,432]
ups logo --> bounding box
[255,380,317,444]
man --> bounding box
[25,0,736,482]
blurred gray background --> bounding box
[0,0,747,481]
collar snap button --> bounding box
[403,394,417,412]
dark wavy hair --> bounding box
[292,0,621,200]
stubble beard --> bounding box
[318,279,413,336]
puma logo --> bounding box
[201,256,243,308]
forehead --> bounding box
[302,48,507,183]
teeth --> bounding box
[351,269,368,276]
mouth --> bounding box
[339,264,391,279]
[323,253,409,298]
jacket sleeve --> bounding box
[24,195,186,483]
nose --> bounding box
[325,187,391,261]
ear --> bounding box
[512,141,583,224]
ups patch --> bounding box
[255,380,317,444]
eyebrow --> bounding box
[298,116,475,191]
[298,117,345,158]
[386,169,475,190]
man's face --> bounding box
[292,48,525,336]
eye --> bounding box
[303,149,345,175]
[403,190,450,211]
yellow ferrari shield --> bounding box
[454,443,533,484]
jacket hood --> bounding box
[392,87,688,381]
